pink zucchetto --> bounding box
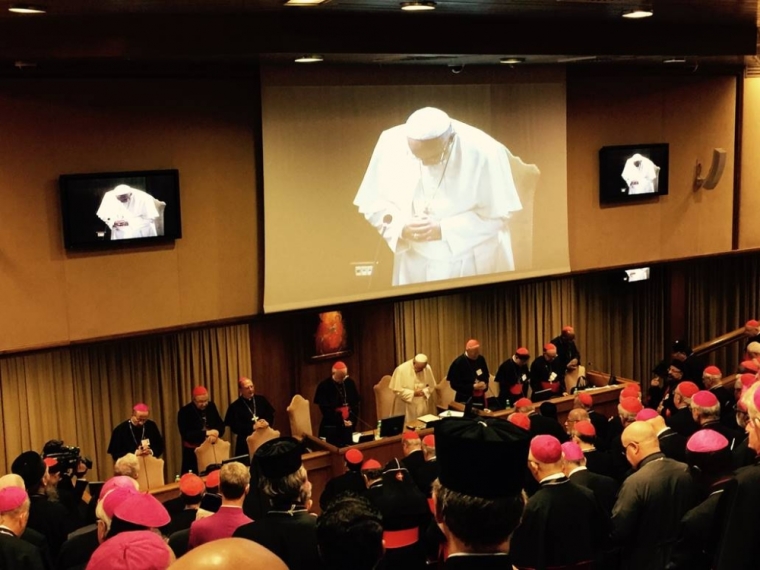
[530,435,562,464]
[692,391,719,408]
[686,429,729,454]
[0,487,27,512]
[636,408,659,421]
[561,441,584,462]
[113,493,170,528]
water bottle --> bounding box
[376,419,382,440]
[174,474,180,483]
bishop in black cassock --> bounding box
[447,339,489,407]
[314,362,360,447]
[224,377,276,457]
[177,386,225,474]
[107,404,165,463]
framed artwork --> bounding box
[309,310,352,361]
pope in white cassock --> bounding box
[621,153,659,195]
[353,107,523,286]
[96,184,161,240]
[389,353,438,423]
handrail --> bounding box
[692,327,746,358]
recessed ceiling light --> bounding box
[284,0,328,5]
[8,5,46,13]
[294,54,324,63]
[400,1,436,11]
[500,57,525,65]
[622,9,653,19]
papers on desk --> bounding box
[417,414,441,424]
[438,410,464,418]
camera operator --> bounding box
[42,440,93,528]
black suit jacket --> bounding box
[0,532,45,570]
[584,449,616,479]
[529,413,569,443]
[667,407,699,438]
[658,428,687,463]
[569,467,620,514]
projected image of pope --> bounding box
[353,107,523,286]
[621,153,659,195]
[96,184,161,240]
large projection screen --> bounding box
[262,67,569,312]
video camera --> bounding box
[42,439,93,474]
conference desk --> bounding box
[446,380,634,425]
[303,423,433,511]
[150,430,433,514]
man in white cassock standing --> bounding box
[389,353,438,423]
[353,107,523,286]
[621,153,659,195]
[96,184,160,240]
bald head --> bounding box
[169,538,287,570]
[565,408,590,434]
[621,421,661,469]
[644,414,667,433]
[0,474,25,490]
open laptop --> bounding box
[379,414,406,438]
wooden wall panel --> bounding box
[567,74,736,271]
[0,79,259,353]
[248,301,397,439]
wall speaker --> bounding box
[702,148,727,190]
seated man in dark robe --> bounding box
[319,448,366,511]
[667,429,735,570]
[317,494,384,570]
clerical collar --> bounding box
[0,526,15,538]
[539,472,566,485]
[638,452,665,469]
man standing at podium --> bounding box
[315,362,361,447]
[225,377,276,457]
[447,339,490,409]
[107,403,165,462]
[177,386,225,474]
[390,353,438,423]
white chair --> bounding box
[507,151,541,272]
[194,438,231,475]
[435,378,456,411]
[136,455,165,491]
[287,394,313,441]
[247,427,281,457]
[374,375,395,420]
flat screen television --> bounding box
[599,143,669,205]
[60,169,182,250]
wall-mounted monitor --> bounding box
[60,169,182,250]
[599,143,669,205]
